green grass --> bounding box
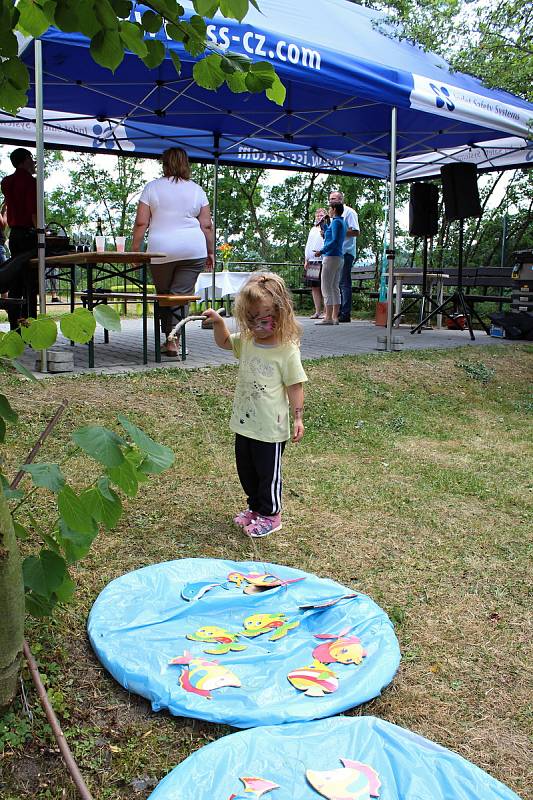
[0,345,532,799]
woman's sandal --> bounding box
[161,340,179,357]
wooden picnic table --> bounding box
[31,251,165,367]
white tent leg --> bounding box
[35,38,47,372]
[211,152,219,305]
[385,106,398,352]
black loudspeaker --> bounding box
[441,162,481,221]
[409,183,439,237]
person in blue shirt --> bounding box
[314,202,347,325]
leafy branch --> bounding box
[0,0,285,114]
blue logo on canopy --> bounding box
[92,123,116,150]
[430,83,455,112]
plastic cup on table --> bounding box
[115,236,126,253]
[95,236,105,253]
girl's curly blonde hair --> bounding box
[234,272,302,344]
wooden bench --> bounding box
[75,291,200,362]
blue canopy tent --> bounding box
[4,0,532,352]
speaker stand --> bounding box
[410,219,489,339]
[392,237,442,331]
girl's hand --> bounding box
[202,307,225,324]
[292,419,304,443]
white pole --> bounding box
[385,106,397,352]
[35,38,47,371]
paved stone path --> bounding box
[2,316,512,377]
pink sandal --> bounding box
[233,509,256,528]
[244,513,282,538]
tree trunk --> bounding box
[0,491,25,710]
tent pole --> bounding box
[211,136,220,307]
[385,106,397,352]
[35,38,47,372]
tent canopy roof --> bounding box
[5,0,532,177]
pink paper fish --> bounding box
[169,650,241,699]
[313,630,367,666]
[229,776,280,798]
[306,757,380,799]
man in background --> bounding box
[1,148,38,328]
[328,189,359,323]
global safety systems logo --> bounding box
[430,83,455,112]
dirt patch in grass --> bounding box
[1,345,532,799]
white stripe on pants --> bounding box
[235,434,286,516]
[321,255,343,306]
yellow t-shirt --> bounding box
[229,334,308,443]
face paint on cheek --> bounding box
[253,315,275,333]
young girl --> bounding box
[203,273,307,538]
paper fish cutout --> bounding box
[299,593,358,611]
[186,625,247,655]
[229,776,280,799]
[228,571,305,595]
[241,612,300,641]
[306,758,380,799]
[342,761,380,797]
[287,660,339,696]
[181,581,227,602]
[313,630,367,666]
[169,651,241,699]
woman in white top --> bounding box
[303,208,327,319]
[132,147,214,356]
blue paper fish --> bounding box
[180,581,227,602]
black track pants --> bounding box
[235,434,286,516]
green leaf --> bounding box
[107,457,139,497]
[23,550,67,597]
[119,20,148,57]
[0,30,20,58]
[0,474,24,501]
[25,592,57,617]
[266,75,286,106]
[110,0,133,16]
[57,519,97,564]
[16,0,54,37]
[90,30,125,72]
[20,315,58,350]
[59,308,96,344]
[193,0,219,17]
[21,462,65,492]
[0,416,5,443]
[169,50,182,74]
[225,70,247,93]
[71,425,126,467]
[0,394,18,424]
[54,573,76,603]
[182,21,208,57]
[193,54,226,90]
[220,0,249,22]
[0,331,25,359]
[141,38,166,68]
[0,74,28,115]
[58,485,97,534]
[13,521,30,540]
[10,358,38,382]
[93,303,121,332]
[2,58,30,92]
[83,484,123,530]
[141,10,163,34]
[54,1,83,33]
[166,23,185,42]
[118,415,175,474]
